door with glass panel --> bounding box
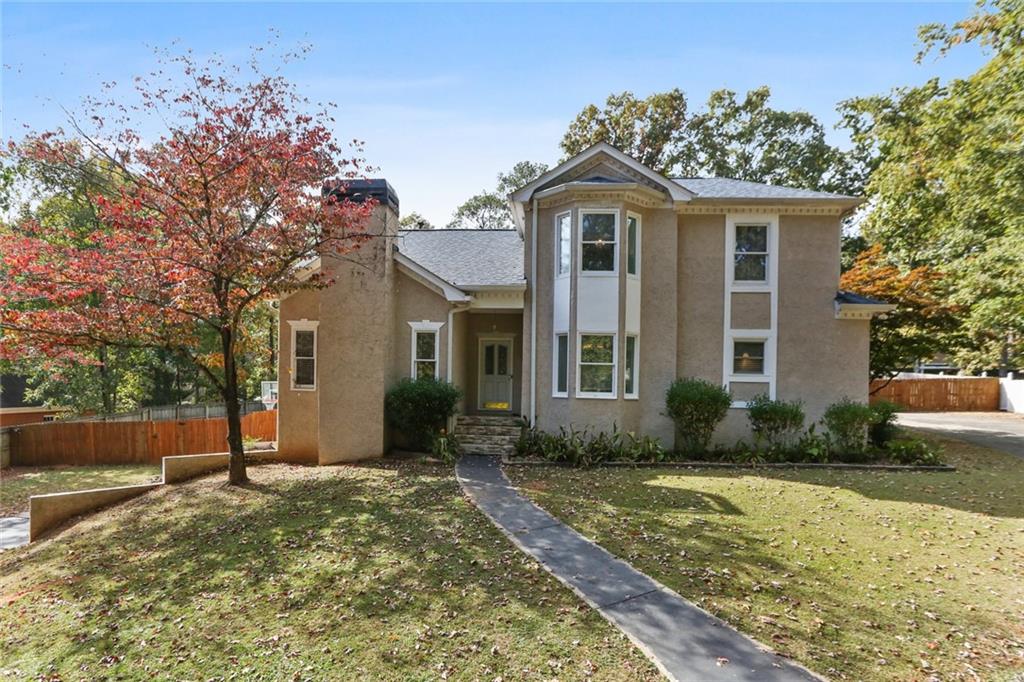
[479,339,513,411]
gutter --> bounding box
[529,197,538,426]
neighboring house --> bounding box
[0,374,68,427]
[276,142,891,464]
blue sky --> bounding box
[2,2,985,226]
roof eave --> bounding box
[394,252,472,303]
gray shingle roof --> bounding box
[674,177,856,201]
[396,229,525,289]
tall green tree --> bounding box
[562,86,859,193]
[839,0,1024,371]
[448,161,549,230]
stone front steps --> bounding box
[456,414,522,456]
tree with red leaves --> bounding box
[0,44,375,484]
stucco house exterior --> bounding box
[276,142,891,464]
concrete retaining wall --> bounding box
[162,453,230,484]
[30,483,162,541]
[27,450,281,542]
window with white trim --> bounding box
[556,212,571,277]
[408,321,444,379]
[734,224,769,282]
[733,340,766,375]
[288,320,319,390]
[578,333,616,396]
[580,211,617,273]
[554,333,568,397]
[624,335,639,397]
[626,213,640,277]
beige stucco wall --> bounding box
[392,271,452,383]
[277,287,320,463]
[526,199,869,451]
[731,292,771,329]
[777,215,870,425]
[316,204,398,464]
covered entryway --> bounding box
[478,337,514,412]
[450,310,523,417]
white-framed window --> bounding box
[579,210,617,274]
[553,333,569,397]
[732,339,766,375]
[408,321,445,379]
[577,332,616,398]
[626,212,641,278]
[555,211,571,277]
[624,334,639,398]
[288,320,319,390]
[733,223,769,283]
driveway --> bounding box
[898,411,1024,458]
[0,514,30,550]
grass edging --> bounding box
[501,456,956,472]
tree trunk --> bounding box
[221,327,248,485]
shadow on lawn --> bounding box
[21,461,592,669]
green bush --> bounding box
[746,395,805,449]
[869,400,900,447]
[885,437,943,466]
[822,398,875,456]
[665,378,732,454]
[430,431,461,464]
[513,425,666,466]
[385,378,463,451]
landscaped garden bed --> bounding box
[0,462,659,680]
[507,430,1024,681]
[510,379,946,468]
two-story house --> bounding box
[275,142,890,463]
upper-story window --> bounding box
[556,212,571,277]
[580,211,617,273]
[626,213,640,277]
[734,224,769,282]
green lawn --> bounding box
[0,465,162,516]
[508,431,1024,682]
[0,462,658,681]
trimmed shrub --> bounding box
[823,398,875,456]
[513,425,667,466]
[886,437,943,466]
[869,400,900,447]
[746,395,805,449]
[665,378,731,454]
[385,377,463,451]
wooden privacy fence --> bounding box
[870,378,1000,412]
[8,410,277,467]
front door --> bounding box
[479,340,513,412]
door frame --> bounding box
[477,334,516,412]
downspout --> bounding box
[446,306,454,382]
[529,197,538,426]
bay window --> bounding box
[578,333,616,396]
[580,211,617,273]
[556,212,571,277]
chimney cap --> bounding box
[323,178,399,213]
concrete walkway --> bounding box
[898,412,1024,458]
[0,515,30,550]
[456,456,820,682]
